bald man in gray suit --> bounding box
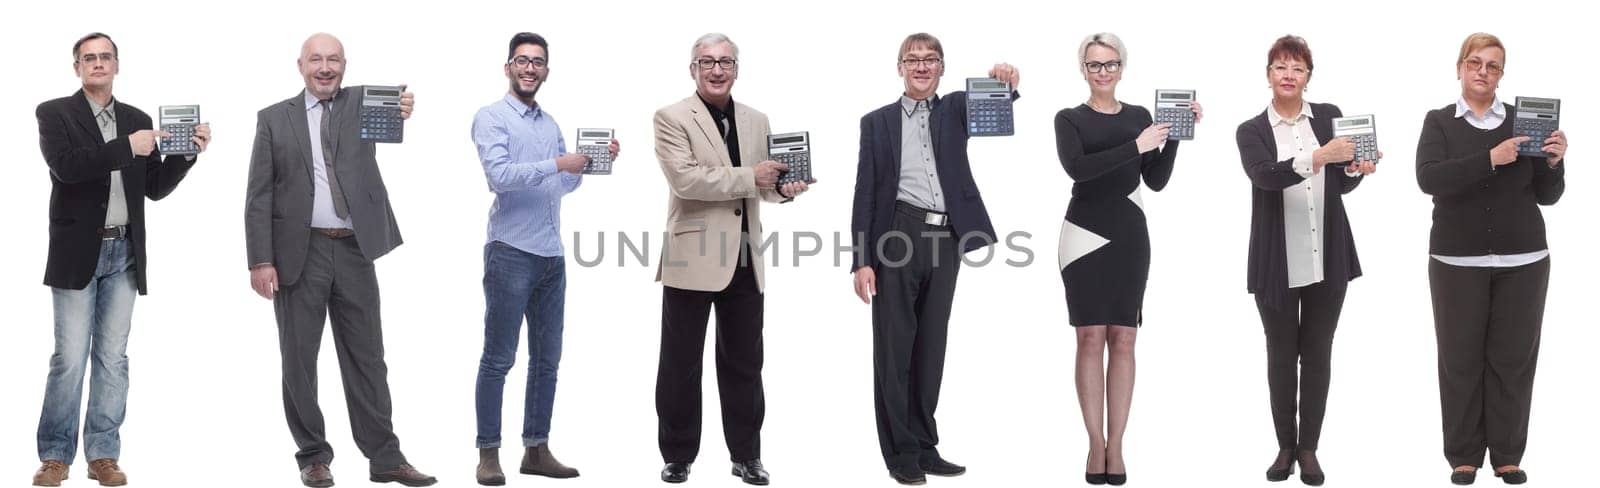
[243,33,434,488]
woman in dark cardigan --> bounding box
[1235,35,1377,487]
[1416,32,1568,486]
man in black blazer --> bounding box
[849,32,1017,485]
[243,33,434,488]
[32,32,209,487]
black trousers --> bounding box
[1253,278,1347,451]
[656,246,764,463]
[274,232,406,471]
[1429,258,1548,468]
[873,203,962,470]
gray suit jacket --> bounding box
[245,86,403,286]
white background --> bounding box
[1,0,1593,487]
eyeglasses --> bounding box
[899,57,943,69]
[1270,65,1311,77]
[77,53,116,65]
[694,58,738,71]
[509,55,548,69]
[1083,61,1122,73]
[1462,58,1504,75]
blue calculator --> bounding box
[965,78,1013,137]
[359,85,405,143]
[1512,96,1559,157]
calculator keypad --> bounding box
[1351,133,1378,163]
[773,151,810,185]
[1512,119,1556,157]
[967,98,1013,136]
[1154,108,1195,140]
[159,123,199,156]
[579,145,612,175]
[360,106,405,143]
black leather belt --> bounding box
[98,226,127,240]
[895,201,949,227]
[312,227,355,239]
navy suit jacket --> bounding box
[851,91,1005,272]
[37,90,197,295]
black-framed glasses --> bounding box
[694,57,738,71]
[1083,61,1122,73]
[899,57,943,69]
[509,55,548,69]
[77,53,116,64]
[1462,58,1504,75]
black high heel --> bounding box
[1085,451,1107,485]
[1266,449,1295,482]
[1297,450,1325,486]
[1493,467,1527,485]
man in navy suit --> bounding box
[849,32,1018,485]
[32,32,210,487]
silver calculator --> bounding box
[1153,90,1196,140]
[768,131,811,185]
[359,85,405,143]
[576,128,613,175]
[1512,96,1559,157]
[157,105,201,156]
[1332,115,1379,164]
[965,78,1014,136]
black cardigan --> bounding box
[1235,102,1364,306]
[1415,103,1564,256]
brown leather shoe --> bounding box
[300,463,334,488]
[520,444,579,478]
[86,459,127,487]
[371,464,437,487]
[477,448,505,486]
[32,460,68,487]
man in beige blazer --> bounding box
[653,32,812,486]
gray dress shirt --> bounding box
[896,95,946,212]
[88,98,129,226]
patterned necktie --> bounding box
[319,99,349,219]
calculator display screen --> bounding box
[1160,93,1190,100]
[166,108,195,115]
[369,89,401,96]
[1338,119,1368,127]
[773,136,804,144]
[1522,101,1555,110]
[582,131,609,138]
[971,81,1007,90]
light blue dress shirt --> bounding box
[471,93,582,257]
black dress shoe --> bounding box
[731,459,769,486]
[1296,450,1325,486]
[1266,449,1295,482]
[889,466,927,485]
[1451,469,1477,485]
[1085,472,1108,485]
[918,456,966,477]
[1106,473,1127,486]
[1494,469,1527,484]
[660,463,690,484]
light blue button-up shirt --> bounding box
[471,93,582,257]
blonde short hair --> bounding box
[1078,32,1127,66]
[1457,32,1505,67]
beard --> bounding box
[510,76,541,100]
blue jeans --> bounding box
[475,241,567,448]
[38,238,136,463]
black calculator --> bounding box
[1332,115,1378,164]
[965,78,1014,136]
[768,131,811,185]
[1512,96,1559,157]
[576,128,614,175]
[1153,90,1196,140]
[359,85,405,143]
[157,105,201,156]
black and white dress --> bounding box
[1053,104,1180,327]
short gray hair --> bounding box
[690,32,739,62]
[1078,32,1127,67]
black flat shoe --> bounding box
[660,463,690,484]
[918,456,965,477]
[889,466,926,486]
[1266,449,1295,482]
[1494,469,1527,485]
[1085,472,1108,485]
[1106,473,1127,485]
[1451,469,1477,485]
[731,459,769,486]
